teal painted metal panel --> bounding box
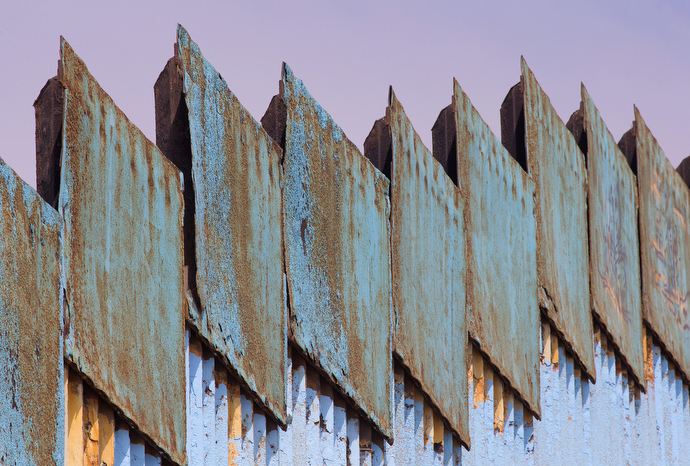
[385,90,469,448]
[0,158,63,466]
[279,64,392,439]
[582,86,644,384]
[58,39,186,464]
[634,107,690,382]
[172,26,287,424]
[521,60,595,381]
[453,79,540,417]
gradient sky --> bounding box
[2,0,688,188]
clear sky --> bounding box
[2,0,688,188]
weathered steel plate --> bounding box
[581,86,644,384]
[279,64,392,438]
[521,60,595,381]
[383,90,469,447]
[172,26,287,423]
[58,39,186,464]
[452,79,540,417]
[0,158,62,465]
[634,107,690,382]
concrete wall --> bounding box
[1,24,690,465]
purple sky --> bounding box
[2,1,688,188]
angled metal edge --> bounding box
[452,78,541,418]
[634,106,690,384]
[174,24,288,425]
[581,84,645,386]
[280,63,393,440]
[521,58,596,382]
[387,88,470,449]
[59,38,186,465]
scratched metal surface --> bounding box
[634,107,690,382]
[280,64,392,438]
[386,90,469,447]
[581,86,644,384]
[0,159,63,465]
[452,79,540,417]
[175,27,287,424]
[521,60,595,381]
[59,39,186,464]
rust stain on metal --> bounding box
[0,158,63,465]
[272,64,392,439]
[519,60,596,381]
[633,107,690,382]
[440,79,540,417]
[366,89,469,448]
[56,39,186,464]
[581,85,644,384]
[160,26,287,424]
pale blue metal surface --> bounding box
[175,26,288,424]
[522,59,595,381]
[58,39,186,464]
[634,107,690,383]
[453,79,541,417]
[280,63,392,439]
[386,89,469,447]
[0,157,63,465]
[582,86,644,384]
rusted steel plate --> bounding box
[278,64,392,438]
[381,90,469,447]
[0,158,62,465]
[634,107,690,382]
[451,79,540,417]
[521,60,595,381]
[58,39,186,464]
[581,86,644,384]
[170,26,287,423]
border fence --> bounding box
[2,24,689,465]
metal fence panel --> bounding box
[59,39,186,464]
[280,64,392,438]
[387,90,469,447]
[581,86,644,384]
[174,26,287,424]
[453,79,540,417]
[634,107,690,382]
[521,60,595,380]
[0,159,62,465]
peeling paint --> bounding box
[274,63,392,439]
[161,25,288,425]
[443,79,540,417]
[633,107,690,383]
[581,86,645,385]
[0,158,63,465]
[372,89,469,448]
[520,59,595,381]
[56,38,186,464]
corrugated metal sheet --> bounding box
[279,63,392,439]
[520,60,596,381]
[581,85,644,385]
[385,89,469,448]
[0,158,63,465]
[171,26,287,424]
[634,107,690,383]
[58,39,186,464]
[451,79,541,417]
